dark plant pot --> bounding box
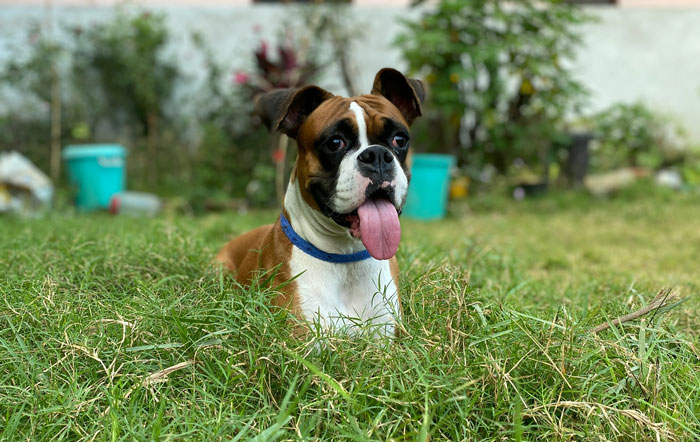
[512,182,548,200]
[564,132,594,188]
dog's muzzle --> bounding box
[357,145,396,185]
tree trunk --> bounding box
[46,0,61,185]
[147,112,158,187]
[337,49,357,97]
[50,62,61,184]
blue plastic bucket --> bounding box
[62,144,126,211]
[403,153,455,220]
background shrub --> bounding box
[397,0,589,183]
[591,102,687,172]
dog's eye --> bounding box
[391,134,408,149]
[325,136,346,152]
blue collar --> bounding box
[279,213,372,263]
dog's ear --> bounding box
[255,86,334,138]
[371,68,426,125]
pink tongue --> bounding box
[357,198,401,260]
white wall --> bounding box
[574,7,700,140]
[0,5,416,114]
[1,4,699,141]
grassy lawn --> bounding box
[2,185,699,440]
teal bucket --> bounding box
[63,144,126,211]
[403,153,455,220]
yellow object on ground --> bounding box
[450,176,469,199]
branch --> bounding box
[590,288,681,334]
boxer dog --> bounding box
[216,68,425,336]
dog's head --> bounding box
[256,68,426,260]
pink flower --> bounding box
[233,71,249,85]
[271,149,285,164]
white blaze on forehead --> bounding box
[349,102,369,148]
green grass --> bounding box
[2,187,699,440]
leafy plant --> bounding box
[232,4,358,97]
[680,156,700,186]
[192,7,350,207]
[191,30,311,207]
[0,4,365,205]
[2,25,63,107]
[71,9,179,185]
[397,0,589,180]
[0,24,77,183]
[240,38,322,94]
[591,102,686,172]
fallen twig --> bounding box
[142,360,193,386]
[101,360,193,416]
[590,288,680,334]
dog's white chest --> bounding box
[289,247,399,335]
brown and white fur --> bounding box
[216,68,425,336]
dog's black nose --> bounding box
[358,145,394,174]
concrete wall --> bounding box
[574,7,700,140]
[1,3,699,141]
[0,5,417,116]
